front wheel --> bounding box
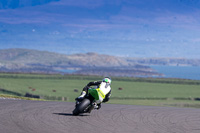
[72,99,91,115]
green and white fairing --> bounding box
[88,82,111,104]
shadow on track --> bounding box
[53,113,89,116]
[53,113,73,116]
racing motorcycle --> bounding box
[72,87,101,116]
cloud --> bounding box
[49,0,122,9]
[1,0,200,58]
[49,0,104,8]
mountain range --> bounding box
[0,48,200,77]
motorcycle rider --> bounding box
[75,77,112,110]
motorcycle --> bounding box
[72,87,101,116]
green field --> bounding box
[0,73,200,108]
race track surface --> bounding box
[0,99,200,133]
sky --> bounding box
[0,0,200,58]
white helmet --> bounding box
[102,77,112,84]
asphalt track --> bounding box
[0,99,200,133]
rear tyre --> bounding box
[72,99,91,116]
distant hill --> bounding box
[1,48,199,77]
[0,48,159,77]
[126,57,200,66]
[0,48,133,67]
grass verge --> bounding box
[0,94,45,101]
[0,73,200,108]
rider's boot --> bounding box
[97,103,101,110]
[93,102,101,110]
[75,91,86,101]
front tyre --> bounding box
[72,99,91,116]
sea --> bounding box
[150,66,200,80]
[56,66,200,80]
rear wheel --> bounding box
[72,99,91,115]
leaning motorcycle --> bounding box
[72,87,101,116]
